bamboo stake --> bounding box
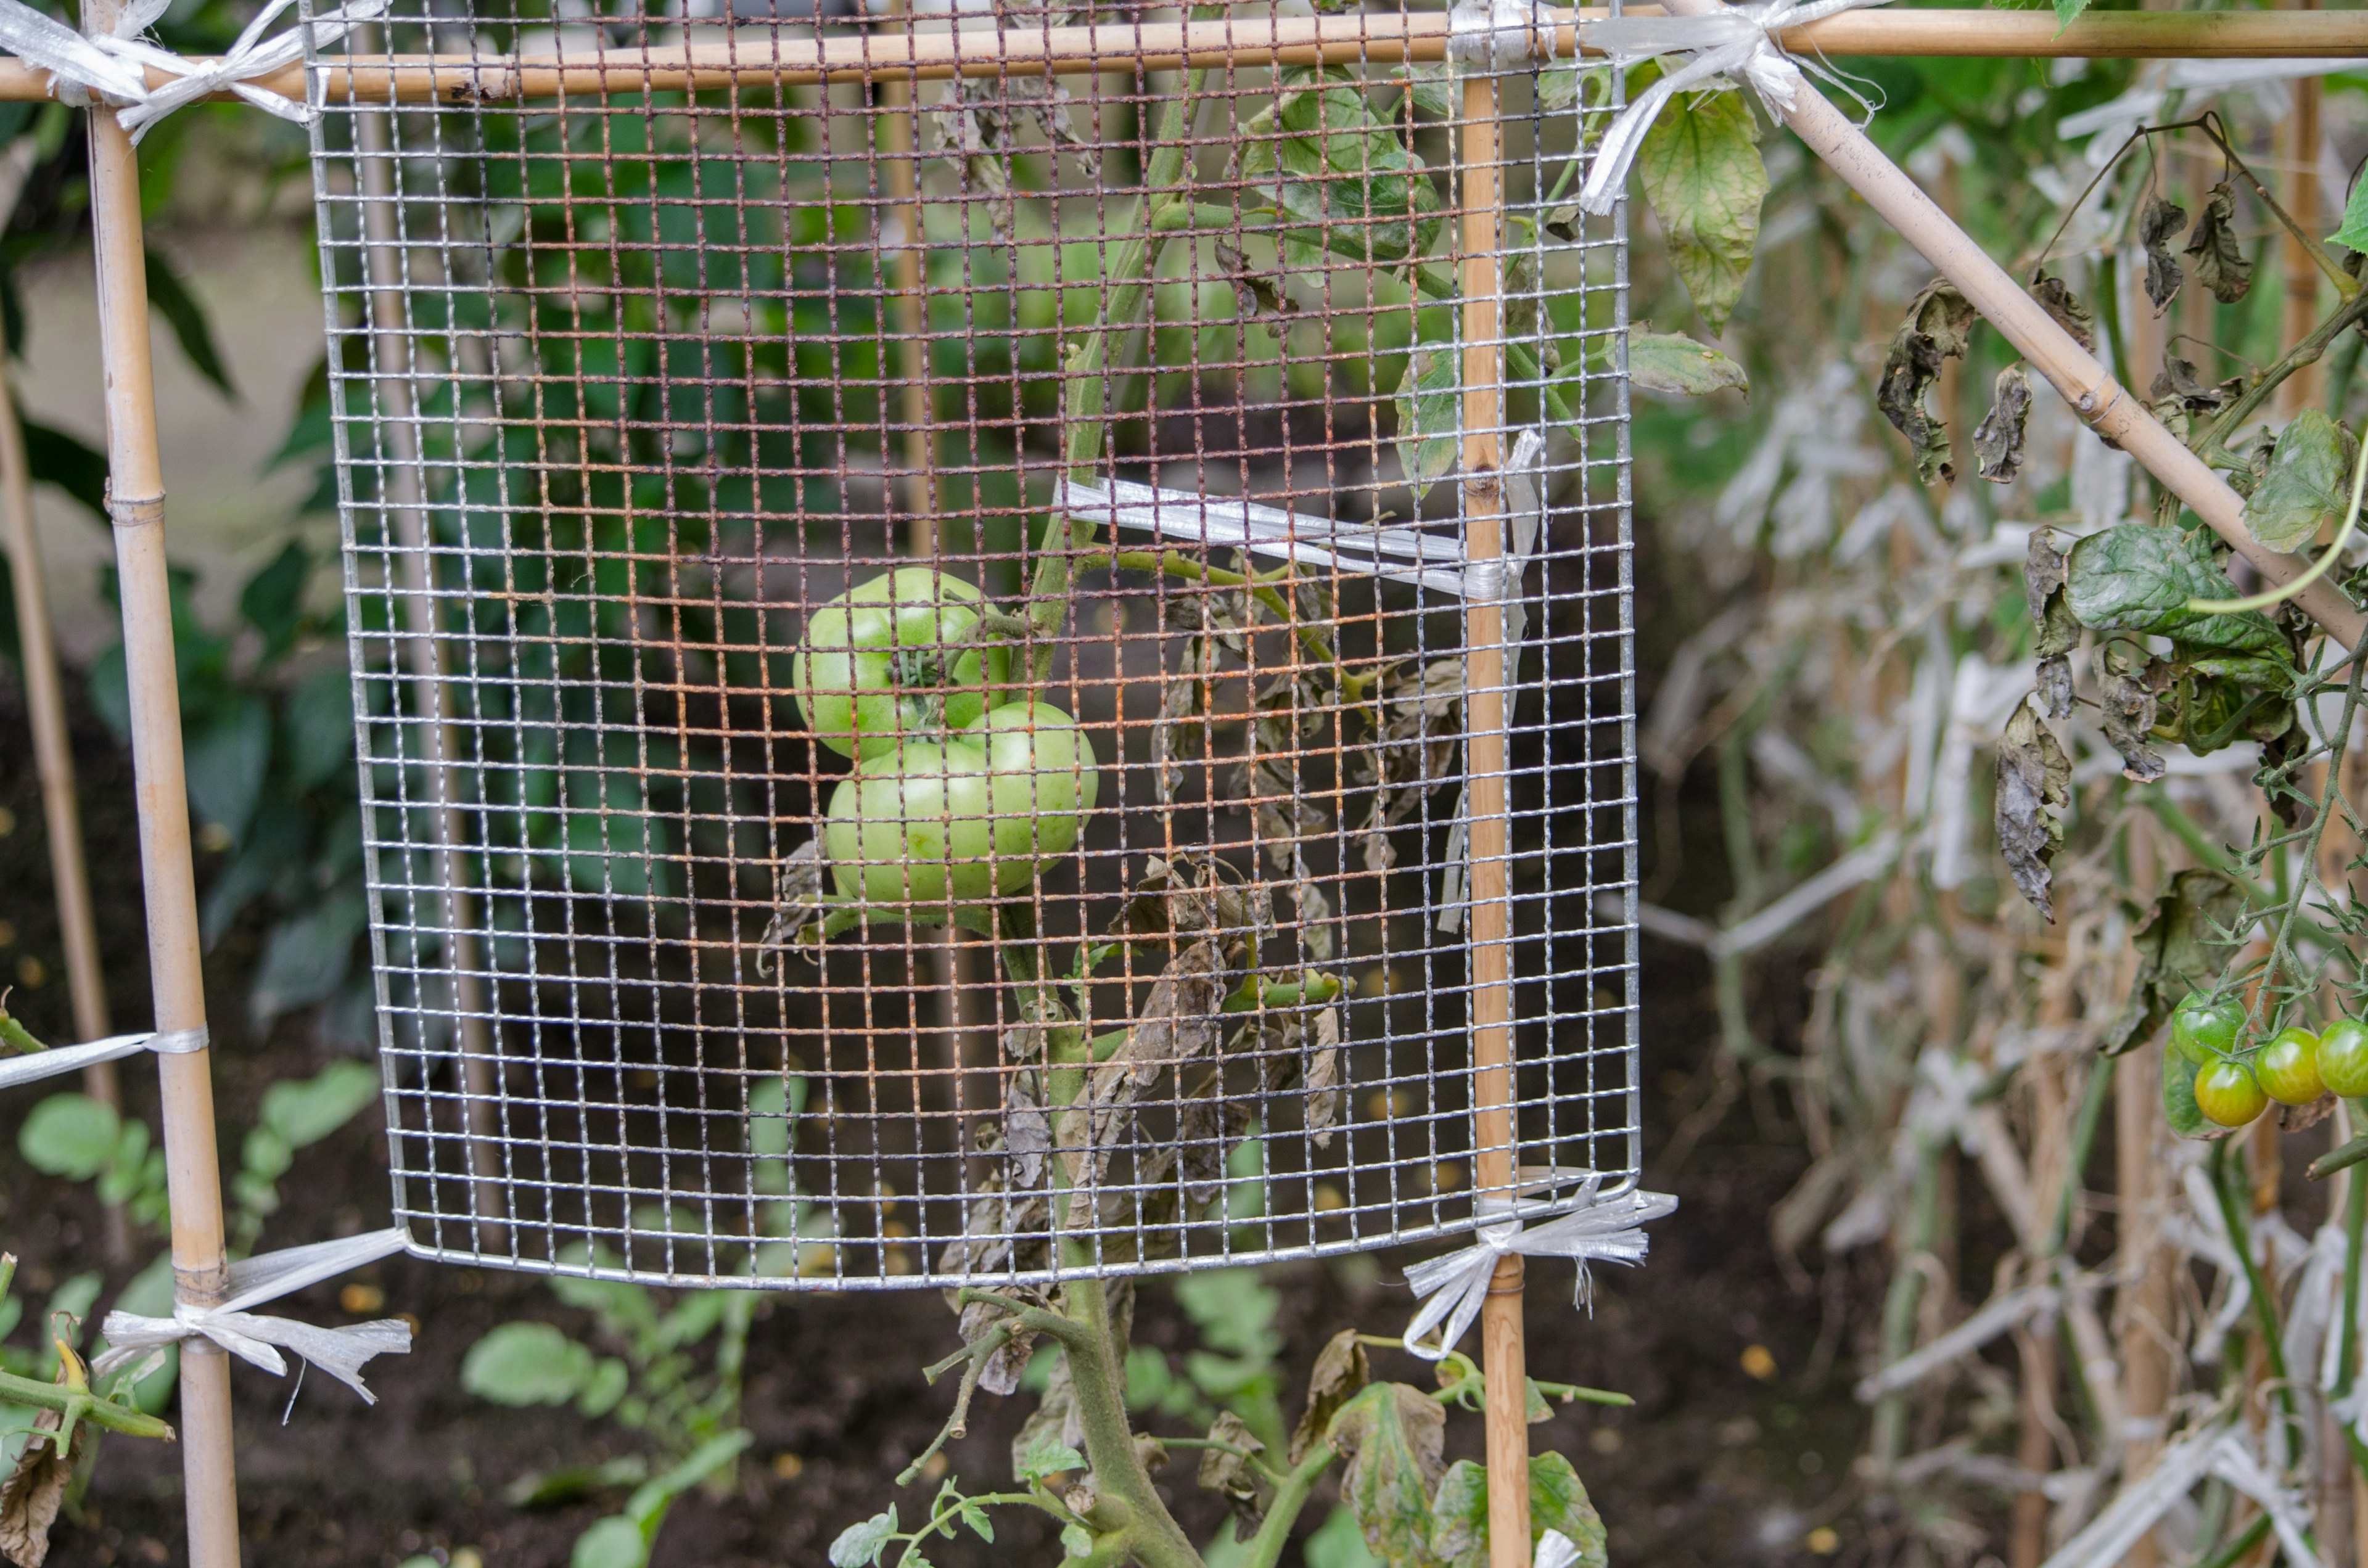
[0,355,130,1263]
[81,0,239,1554]
[36,8,2368,109]
[1458,65,1531,1568]
[352,45,508,1244]
[1645,0,2368,650]
[2278,2,2326,422]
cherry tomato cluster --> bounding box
[2171,991,2368,1128]
[792,569,1101,921]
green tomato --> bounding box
[2255,1027,2325,1106]
[792,569,1013,760]
[821,702,1101,919]
[2193,1060,2269,1128]
[2320,1018,2368,1098]
[2170,992,2245,1065]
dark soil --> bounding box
[0,617,1873,1568]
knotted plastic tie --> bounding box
[0,0,389,144]
[0,1025,213,1093]
[1401,1178,1677,1360]
[91,1228,413,1409]
[1576,0,1894,217]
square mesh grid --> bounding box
[303,0,1640,1290]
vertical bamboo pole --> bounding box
[353,56,508,1241]
[2277,0,2325,421]
[0,358,131,1263]
[81,10,242,1557]
[1458,68,1531,1568]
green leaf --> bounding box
[1626,330,1748,397]
[1246,67,1445,268]
[460,1321,597,1406]
[249,895,370,1027]
[1632,66,1766,335]
[830,1506,900,1568]
[570,1517,649,1568]
[578,1357,630,1418]
[1059,1524,1095,1560]
[1307,1506,1385,1568]
[2104,870,2251,1055]
[184,694,273,846]
[239,541,311,660]
[1394,343,1459,501]
[286,662,356,794]
[1536,62,1608,115]
[2330,171,2368,255]
[2243,408,2353,554]
[20,416,107,522]
[1327,1382,1448,1568]
[1428,1454,1606,1568]
[1015,1434,1085,1484]
[1174,1268,1282,1358]
[2161,1040,2223,1141]
[1398,61,1455,120]
[261,1060,380,1149]
[20,1094,121,1181]
[2064,525,2288,661]
[2054,0,2090,27]
[142,245,237,398]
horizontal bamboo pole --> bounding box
[5,8,2367,105]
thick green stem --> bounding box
[1058,1277,1206,1568]
[1236,1443,1339,1568]
[0,1372,175,1441]
[2204,289,2368,458]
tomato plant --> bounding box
[2170,992,2245,1065]
[2322,1019,2368,1099]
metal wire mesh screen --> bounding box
[305,0,1638,1290]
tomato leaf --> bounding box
[1196,1410,1270,1535]
[1328,1382,1448,1568]
[2054,0,2090,26]
[2330,172,2368,255]
[462,1321,598,1406]
[829,1506,900,1568]
[2063,525,2287,661]
[1995,694,2071,922]
[1974,363,2033,484]
[1289,1328,1371,1464]
[1875,279,1976,485]
[2096,641,2166,785]
[1632,67,1766,335]
[2030,269,2095,352]
[0,1415,75,1568]
[1627,330,1748,397]
[2139,195,2187,316]
[1394,342,1460,501]
[1427,1454,1608,1568]
[1246,67,1444,268]
[2161,1041,2232,1141]
[2105,869,2251,1056]
[2245,408,2354,554]
[2184,181,2254,305]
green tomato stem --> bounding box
[0,996,48,1057]
[1233,1443,1339,1568]
[0,1373,175,1442]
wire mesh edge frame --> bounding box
[302,0,1642,1292]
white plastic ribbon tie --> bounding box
[0,0,390,143]
[0,1025,216,1091]
[1575,0,1894,216]
[1446,0,1552,72]
[1402,1176,1677,1360]
[1533,1530,1581,1568]
[1056,475,1499,599]
[91,1228,413,1410]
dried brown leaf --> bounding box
[1995,693,2070,921]
[0,1414,75,1568]
[2140,194,2187,314]
[1305,1006,1342,1148]
[1197,1411,1271,1537]
[1974,363,2033,484]
[1289,1328,1371,1464]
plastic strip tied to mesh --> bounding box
[302,0,1642,1291]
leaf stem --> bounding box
[0,990,48,1056]
[0,1372,175,1442]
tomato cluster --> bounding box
[2170,991,2368,1128]
[795,570,1100,921]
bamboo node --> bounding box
[104,484,164,532]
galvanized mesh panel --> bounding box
[303,0,1638,1290]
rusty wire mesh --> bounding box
[303,0,1639,1290]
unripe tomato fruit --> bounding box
[792,569,1013,760]
[2171,991,2245,1065]
[2255,1027,2325,1106]
[2320,1018,2368,1098]
[822,702,1100,917]
[2194,1060,2269,1128]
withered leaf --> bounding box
[1995,694,2071,921]
[0,1415,76,1568]
[1216,234,1294,324]
[1329,1382,1449,1568]
[1197,1411,1271,1536]
[2103,869,2250,1054]
[2029,269,2095,351]
[1875,279,1976,485]
[1974,363,2033,485]
[755,839,826,972]
[1178,1064,1251,1207]
[2025,530,2082,666]
[2096,641,2166,784]
[1305,1006,1342,1148]
[1079,940,1227,1179]
[1289,1328,1371,1464]
[2140,194,2187,314]
[2185,180,2254,305]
